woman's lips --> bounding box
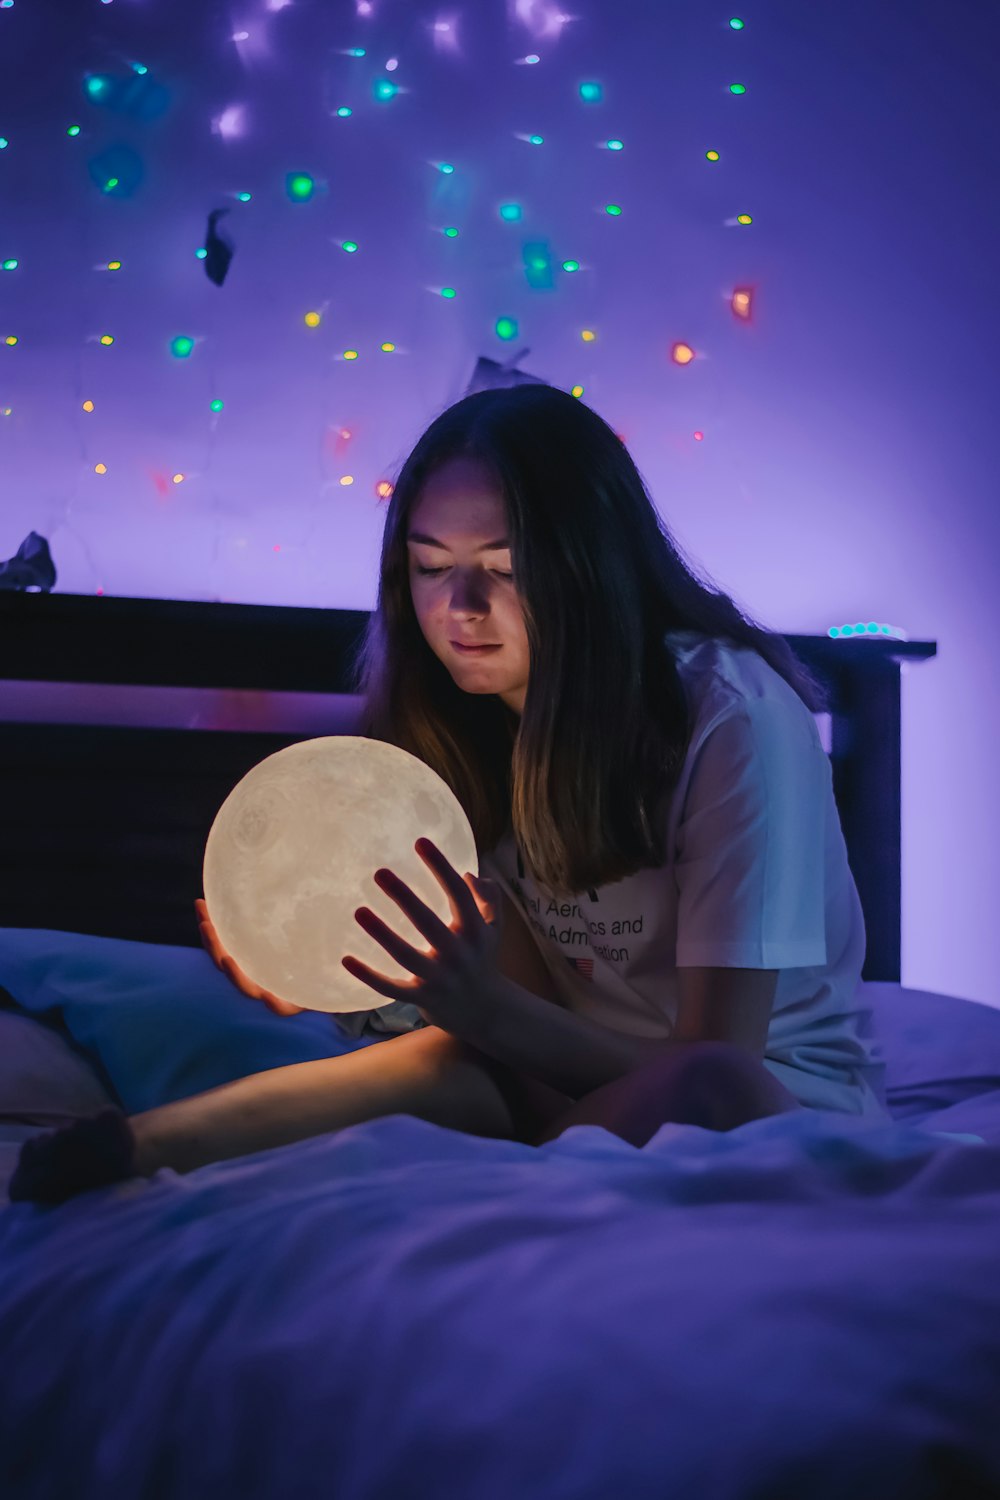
[451,641,502,654]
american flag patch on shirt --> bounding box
[565,956,594,980]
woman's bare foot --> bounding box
[8,1109,137,1204]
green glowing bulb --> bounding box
[579,82,602,102]
[444,226,459,237]
[342,240,358,253]
[496,318,518,340]
[729,83,746,95]
[562,259,580,273]
[499,204,522,221]
[374,80,398,101]
[606,139,624,151]
[441,287,457,299]
[171,336,194,359]
[529,134,544,145]
[605,204,622,216]
[287,173,315,201]
[67,125,81,137]
[210,399,224,412]
[337,107,352,118]
[730,18,745,29]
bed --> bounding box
[1,591,999,1500]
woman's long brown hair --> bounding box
[351,384,830,896]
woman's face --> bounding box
[407,456,530,716]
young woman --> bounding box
[11,383,887,1204]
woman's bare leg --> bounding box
[534,1041,803,1148]
[130,1026,573,1176]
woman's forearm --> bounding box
[129,1026,514,1176]
[476,975,687,1100]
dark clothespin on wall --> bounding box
[0,531,56,592]
[203,209,235,287]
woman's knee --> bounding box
[535,1040,794,1147]
[618,1039,746,1099]
[658,1041,801,1128]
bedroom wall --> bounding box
[0,0,996,1008]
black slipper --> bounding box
[8,1108,137,1204]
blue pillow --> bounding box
[0,929,385,1115]
[861,981,1000,1121]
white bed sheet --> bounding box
[1,1091,999,1500]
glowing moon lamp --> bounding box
[202,737,479,1013]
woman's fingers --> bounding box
[222,955,303,1014]
[197,900,303,1014]
[263,994,305,1016]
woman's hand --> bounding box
[343,837,503,1040]
[194,898,305,1016]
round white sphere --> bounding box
[202,736,479,1013]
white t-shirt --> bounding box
[339,630,889,1119]
[483,630,888,1117]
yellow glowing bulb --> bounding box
[571,385,585,398]
[340,475,354,486]
[172,473,185,485]
[381,342,396,352]
[376,480,394,499]
[107,261,122,271]
[671,342,696,365]
[95,463,107,474]
[344,349,359,360]
[304,311,322,327]
[100,335,114,346]
[82,400,95,412]
[5,336,17,346]
[581,329,596,342]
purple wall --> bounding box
[1,0,997,1007]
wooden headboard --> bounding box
[0,592,935,981]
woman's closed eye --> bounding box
[415,565,513,578]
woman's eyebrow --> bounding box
[406,531,510,551]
